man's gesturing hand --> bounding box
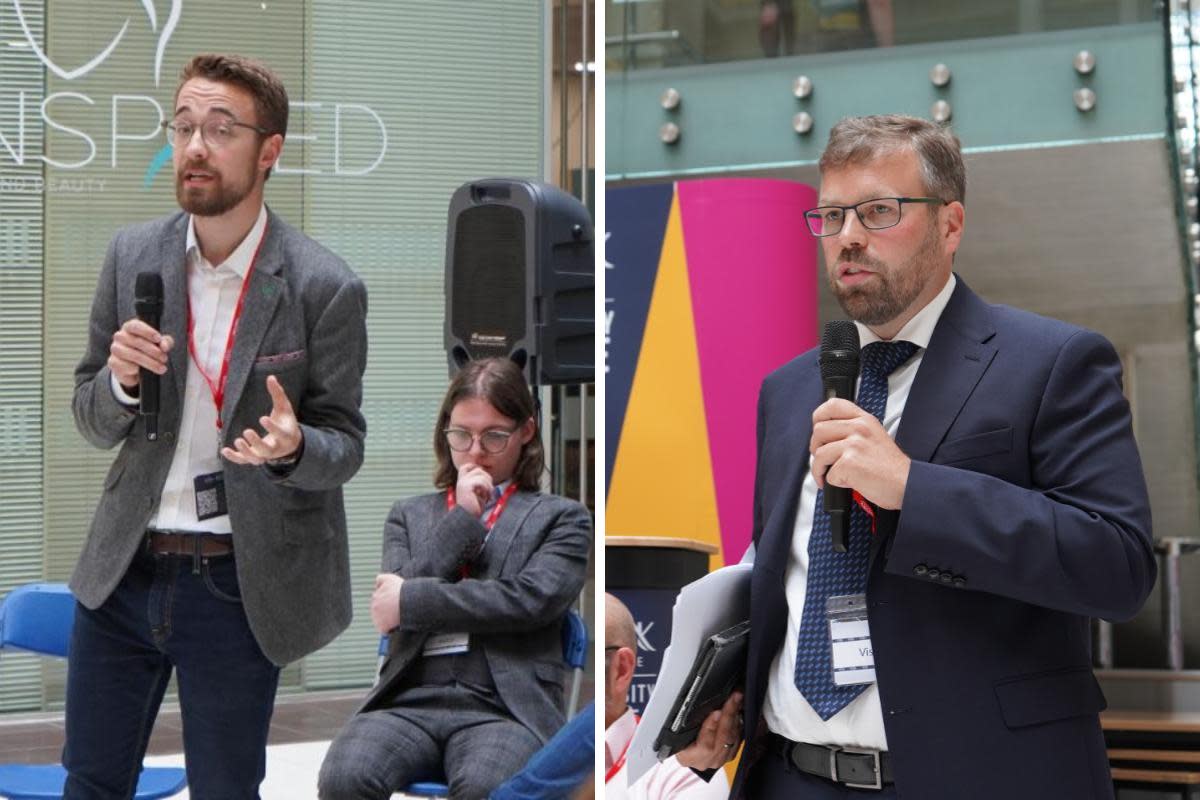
[221,375,303,465]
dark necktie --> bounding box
[793,339,917,720]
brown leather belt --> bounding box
[146,530,233,558]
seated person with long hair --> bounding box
[319,357,593,799]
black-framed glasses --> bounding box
[162,116,270,149]
[804,196,947,237]
[443,427,516,454]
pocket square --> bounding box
[255,349,307,365]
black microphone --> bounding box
[134,271,164,442]
[819,320,860,553]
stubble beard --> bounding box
[829,221,943,326]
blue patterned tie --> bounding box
[794,340,917,719]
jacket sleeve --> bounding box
[72,232,138,450]
[887,329,1156,622]
[382,498,486,581]
[267,276,368,491]
[397,499,592,634]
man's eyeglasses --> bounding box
[163,117,270,149]
[804,196,946,238]
[444,427,516,454]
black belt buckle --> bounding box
[834,745,883,791]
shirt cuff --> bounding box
[110,373,139,407]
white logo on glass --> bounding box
[12,0,182,85]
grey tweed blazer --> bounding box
[70,208,367,666]
[363,490,592,743]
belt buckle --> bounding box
[837,746,883,791]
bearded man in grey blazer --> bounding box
[66,53,367,800]
[319,358,592,800]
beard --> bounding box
[175,158,257,217]
[828,220,943,326]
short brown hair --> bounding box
[176,54,288,178]
[819,114,965,204]
[433,358,545,492]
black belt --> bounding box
[769,732,893,790]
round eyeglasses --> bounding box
[444,427,516,454]
[162,117,270,150]
[804,196,946,237]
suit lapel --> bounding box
[484,490,538,576]
[895,277,998,463]
[757,373,823,580]
[219,211,285,434]
[158,214,189,408]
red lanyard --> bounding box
[185,220,268,431]
[446,482,519,579]
[852,490,878,534]
[604,714,640,784]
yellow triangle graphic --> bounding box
[607,191,724,569]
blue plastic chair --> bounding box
[0,583,188,800]
[392,608,590,799]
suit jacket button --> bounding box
[953,576,966,588]
[163,431,175,444]
[913,564,928,576]
[939,573,953,585]
[927,568,940,580]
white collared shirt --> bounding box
[762,274,957,750]
[112,205,268,534]
[605,709,730,800]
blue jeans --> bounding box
[62,546,281,800]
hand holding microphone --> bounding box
[812,321,912,549]
[108,272,172,440]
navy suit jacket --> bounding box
[733,277,1155,799]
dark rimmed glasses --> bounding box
[443,427,516,454]
[804,196,947,237]
[163,116,270,149]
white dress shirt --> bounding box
[112,205,268,535]
[762,274,957,750]
[605,709,730,800]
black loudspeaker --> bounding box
[445,178,594,385]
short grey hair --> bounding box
[819,115,965,204]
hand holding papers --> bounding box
[625,564,752,785]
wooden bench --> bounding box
[1102,712,1200,799]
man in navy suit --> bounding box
[678,115,1156,798]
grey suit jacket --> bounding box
[362,490,592,743]
[71,208,368,666]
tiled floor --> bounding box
[0,681,594,798]
[0,690,363,799]
[0,689,363,765]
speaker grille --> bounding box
[450,205,527,357]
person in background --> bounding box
[606,593,730,800]
[319,357,592,799]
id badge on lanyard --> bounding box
[827,594,876,686]
[186,221,268,521]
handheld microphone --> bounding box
[819,320,860,553]
[134,272,164,442]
